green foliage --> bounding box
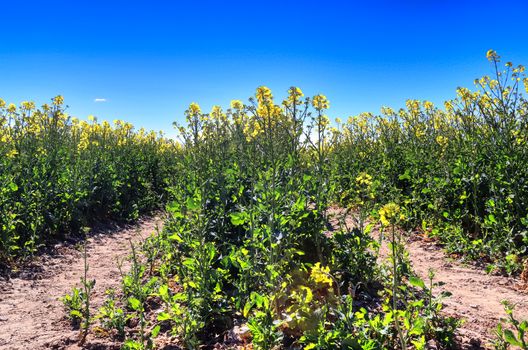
[96,289,128,339]
[61,286,85,324]
[83,84,463,349]
[52,52,528,348]
[495,301,528,349]
[0,97,180,262]
[61,241,95,347]
[13,52,528,348]
[331,53,528,272]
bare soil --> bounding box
[406,235,528,349]
[0,216,163,350]
[329,207,528,349]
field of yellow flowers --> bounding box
[0,97,180,263]
[3,51,528,349]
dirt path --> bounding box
[328,208,528,349]
[404,236,528,349]
[0,216,163,350]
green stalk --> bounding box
[391,224,406,350]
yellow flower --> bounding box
[312,94,329,110]
[381,106,395,116]
[6,148,18,158]
[230,100,244,110]
[310,262,333,288]
[356,172,373,187]
[353,172,375,203]
[415,126,426,139]
[0,98,5,108]
[188,102,201,114]
[285,86,304,106]
[379,203,401,227]
[102,120,110,129]
[479,94,492,109]
[436,135,448,148]
[7,103,17,113]
[210,105,226,122]
[406,99,420,114]
[456,87,473,102]
[21,101,36,110]
[476,76,489,87]
[52,95,64,106]
[489,79,499,89]
[423,101,434,111]
[256,86,273,106]
[486,49,499,62]
[243,118,263,141]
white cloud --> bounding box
[94,98,107,103]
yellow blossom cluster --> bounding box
[230,100,244,110]
[310,262,333,288]
[284,87,304,106]
[486,49,500,62]
[379,203,404,227]
[256,86,273,106]
[356,172,373,187]
[312,94,329,110]
[1,96,178,159]
[189,102,201,115]
[435,135,448,148]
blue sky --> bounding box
[2,0,528,136]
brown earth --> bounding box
[406,235,528,349]
[0,216,163,350]
[328,207,528,349]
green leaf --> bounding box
[166,201,184,218]
[207,244,216,262]
[168,233,183,243]
[487,214,496,224]
[399,171,411,181]
[128,297,141,311]
[151,325,161,338]
[157,312,171,321]
[186,196,200,211]
[503,329,522,346]
[230,212,248,226]
[173,292,186,301]
[409,276,426,289]
[364,223,374,234]
[182,258,195,268]
[243,300,253,318]
[159,284,169,300]
[70,310,82,319]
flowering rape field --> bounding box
[0,97,180,263]
[2,51,528,349]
